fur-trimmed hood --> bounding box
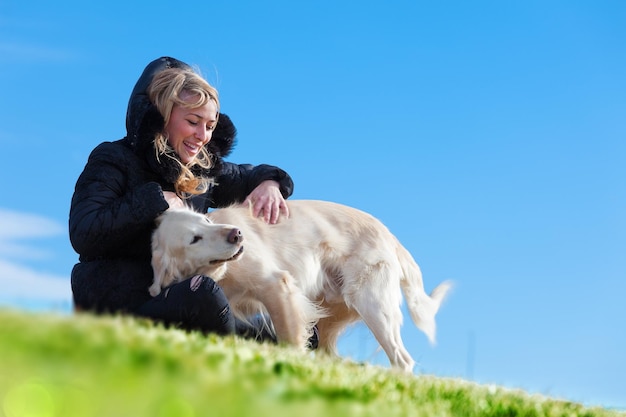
[123,56,237,182]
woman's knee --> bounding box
[182,275,235,334]
[142,274,235,335]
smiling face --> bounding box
[165,91,218,164]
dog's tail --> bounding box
[396,241,452,345]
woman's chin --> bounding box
[180,154,196,165]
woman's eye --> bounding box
[191,235,202,244]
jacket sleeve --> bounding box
[69,143,169,259]
[207,161,294,208]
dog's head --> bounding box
[151,208,244,289]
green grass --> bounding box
[0,309,622,417]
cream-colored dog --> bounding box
[150,200,451,372]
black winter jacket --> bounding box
[69,57,293,313]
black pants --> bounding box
[135,275,277,343]
[135,275,236,335]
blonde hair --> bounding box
[147,67,220,196]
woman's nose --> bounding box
[195,126,208,141]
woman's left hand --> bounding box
[243,180,289,224]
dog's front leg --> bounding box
[257,271,309,349]
[148,280,162,297]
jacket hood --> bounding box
[124,56,237,165]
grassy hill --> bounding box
[0,308,622,417]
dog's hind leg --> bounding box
[362,309,414,372]
[355,298,415,372]
[346,263,416,372]
[315,305,359,356]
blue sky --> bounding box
[1,0,624,409]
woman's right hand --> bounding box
[163,191,185,209]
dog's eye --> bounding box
[191,235,202,244]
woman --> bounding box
[69,57,293,339]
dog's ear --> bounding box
[151,234,178,290]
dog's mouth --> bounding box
[209,246,244,265]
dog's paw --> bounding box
[148,284,162,297]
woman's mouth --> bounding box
[183,141,200,155]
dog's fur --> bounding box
[150,200,451,372]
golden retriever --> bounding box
[150,200,451,372]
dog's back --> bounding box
[208,200,399,297]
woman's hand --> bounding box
[163,191,185,209]
[243,180,289,224]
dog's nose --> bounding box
[227,228,243,244]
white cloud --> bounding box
[0,241,52,260]
[0,208,72,312]
[0,208,64,261]
[0,258,72,312]
[0,259,71,300]
[0,208,65,240]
